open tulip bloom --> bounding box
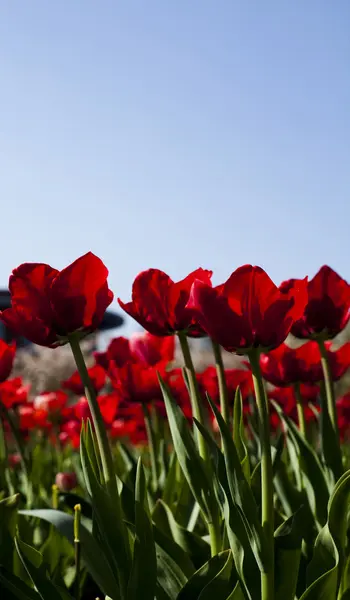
[1,257,350,600]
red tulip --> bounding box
[118,268,212,337]
[0,252,113,347]
[260,342,322,387]
[0,377,29,408]
[269,384,320,429]
[0,340,16,383]
[98,393,119,425]
[8,453,21,468]
[200,366,254,403]
[62,364,106,395]
[280,266,350,340]
[73,397,91,420]
[18,404,50,431]
[337,393,350,439]
[94,337,132,369]
[110,418,138,439]
[55,472,78,492]
[187,265,308,353]
[262,340,350,387]
[110,361,165,405]
[33,390,68,413]
[59,420,81,448]
[326,342,350,381]
[129,332,175,366]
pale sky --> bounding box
[0,1,349,336]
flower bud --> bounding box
[55,472,77,492]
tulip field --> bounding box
[1,253,350,600]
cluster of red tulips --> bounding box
[1,252,350,600]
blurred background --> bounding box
[0,1,349,385]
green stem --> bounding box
[74,504,81,600]
[142,403,159,493]
[294,382,307,438]
[211,340,231,427]
[177,331,208,462]
[0,404,33,507]
[178,331,221,556]
[318,339,340,446]
[208,522,220,556]
[69,334,115,489]
[249,349,274,600]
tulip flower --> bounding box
[129,331,175,366]
[0,340,16,383]
[55,472,78,492]
[281,265,350,340]
[0,252,113,347]
[187,265,307,353]
[62,364,106,396]
[118,268,212,336]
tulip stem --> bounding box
[0,404,33,507]
[211,340,231,427]
[318,339,340,446]
[74,504,82,600]
[142,403,159,493]
[294,382,307,438]
[177,331,208,462]
[68,335,115,489]
[178,331,221,556]
[249,349,274,600]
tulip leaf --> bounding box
[153,499,209,570]
[272,401,329,526]
[233,388,250,479]
[299,469,350,599]
[19,508,118,599]
[156,543,188,600]
[152,522,196,578]
[0,493,20,570]
[0,566,41,600]
[158,375,213,521]
[205,394,268,571]
[14,537,72,600]
[319,397,343,484]
[177,551,236,600]
[193,418,260,600]
[274,510,304,600]
[80,421,131,596]
[127,458,157,600]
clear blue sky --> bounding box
[0,1,349,336]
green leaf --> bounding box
[319,397,343,484]
[127,458,157,600]
[177,551,236,600]
[233,388,250,479]
[80,422,131,596]
[153,499,209,571]
[14,537,72,600]
[272,401,329,526]
[193,418,260,600]
[300,470,350,599]
[19,509,118,599]
[0,493,20,569]
[0,566,41,600]
[153,522,196,578]
[205,394,267,571]
[274,510,304,600]
[198,551,237,600]
[158,376,213,521]
[156,543,188,600]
